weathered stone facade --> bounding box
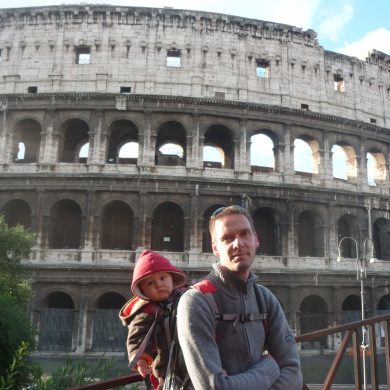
[0,4,390,354]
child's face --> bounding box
[138,271,174,302]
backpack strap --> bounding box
[192,279,269,327]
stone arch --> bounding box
[293,135,320,175]
[49,199,82,249]
[91,292,127,352]
[337,214,360,259]
[13,119,42,163]
[373,217,390,260]
[151,202,184,251]
[1,199,32,229]
[59,118,90,163]
[341,294,361,323]
[107,119,139,164]
[38,291,75,352]
[331,141,358,181]
[203,124,234,169]
[300,294,328,348]
[377,294,390,313]
[297,210,324,257]
[155,121,186,166]
[250,129,277,173]
[202,204,225,253]
[366,148,387,186]
[253,207,278,256]
[101,200,134,250]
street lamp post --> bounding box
[337,236,377,390]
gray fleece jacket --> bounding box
[177,263,303,390]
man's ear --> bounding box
[212,240,219,257]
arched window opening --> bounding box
[155,122,186,167]
[13,119,41,163]
[118,142,139,164]
[17,142,26,160]
[341,295,361,323]
[294,138,317,174]
[203,125,233,169]
[50,199,82,249]
[373,218,390,261]
[332,145,348,180]
[78,142,89,164]
[253,208,277,255]
[202,205,225,253]
[151,202,184,251]
[159,143,184,158]
[203,145,224,168]
[300,295,328,348]
[332,143,357,181]
[250,133,275,172]
[367,150,387,186]
[337,215,359,259]
[1,199,32,229]
[107,120,138,164]
[92,292,127,352]
[38,292,74,352]
[60,119,89,163]
[298,210,324,257]
[377,295,390,312]
[101,201,133,250]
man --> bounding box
[177,205,303,389]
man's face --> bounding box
[138,271,174,302]
[211,213,259,279]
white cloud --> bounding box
[318,2,354,42]
[337,28,390,59]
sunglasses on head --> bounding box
[211,205,247,218]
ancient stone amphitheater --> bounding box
[0,4,389,354]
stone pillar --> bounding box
[39,109,56,165]
[139,111,153,168]
[189,188,199,251]
[76,286,88,353]
[358,137,369,192]
[321,134,332,186]
[235,119,250,173]
[89,111,104,165]
[187,114,201,169]
[0,102,8,165]
[282,125,294,179]
[137,190,147,248]
[83,190,95,250]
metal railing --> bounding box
[295,313,390,390]
[69,313,390,390]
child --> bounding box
[119,250,187,390]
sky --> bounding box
[0,0,389,60]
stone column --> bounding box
[139,111,153,168]
[235,119,250,173]
[83,190,95,250]
[321,134,332,186]
[0,102,8,165]
[189,188,199,251]
[282,125,294,180]
[187,114,201,169]
[39,109,56,165]
[89,110,104,165]
[358,137,369,192]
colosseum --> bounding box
[0,4,389,354]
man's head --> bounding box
[209,205,259,280]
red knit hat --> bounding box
[131,250,187,300]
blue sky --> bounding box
[1,0,389,60]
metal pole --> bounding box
[360,270,367,390]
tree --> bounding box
[0,214,35,382]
